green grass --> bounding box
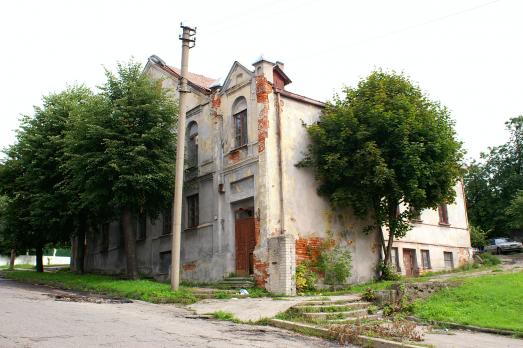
[1,270,197,304]
[211,310,239,322]
[413,271,523,332]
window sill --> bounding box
[184,226,198,232]
[410,219,423,223]
[438,222,451,227]
[228,144,248,153]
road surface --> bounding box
[0,277,338,348]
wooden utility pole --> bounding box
[171,24,196,290]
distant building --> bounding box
[76,56,472,295]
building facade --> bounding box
[78,55,471,295]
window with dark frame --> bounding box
[421,249,431,269]
[162,205,172,235]
[136,212,147,240]
[187,122,198,168]
[438,204,449,225]
[187,194,199,229]
[101,223,109,251]
[444,251,454,269]
[233,110,247,148]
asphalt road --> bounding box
[0,278,339,348]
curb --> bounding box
[407,317,522,337]
[269,319,423,347]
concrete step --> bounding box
[299,298,362,306]
[295,301,372,311]
[222,277,254,282]
[325,314,381,323]
[303,308,369,319]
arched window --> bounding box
[232,97,248,148]
[187,121,198,167]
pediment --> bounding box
[220,61,254,93]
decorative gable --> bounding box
[220,61,254,93]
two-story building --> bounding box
[79,55,472,295]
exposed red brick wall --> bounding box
[296,237,323,265]
[254,217,260,246]
[229,149,240,163]
[182,261,196,271]
[211,94,221,108]
[256,76,272,153]
[254,256,269,287]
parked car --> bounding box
[484,238,523,254]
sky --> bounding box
[1,0,522,162]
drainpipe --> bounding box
[275,90,285,235]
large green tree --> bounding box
[464,116,523,237]
[300,70,463,270]
[0,87,91,271]
[64,61,177,279]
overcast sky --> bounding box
[1,0,521,161]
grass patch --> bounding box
[1,270,197,304]
[413,271,523,332]
[211,310,239,322]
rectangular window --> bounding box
[234,110,248,148]
[444,251,454,269]
[162,205,172,235]
[409,206,422,222]
[438,204,449,225]
[421,250,431,269]
[136,212,147,240]
[101,223,109,251]
[159,251,171,274]
[390,247,400,271]
[187,194,199,228]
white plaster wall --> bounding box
[0,255,71,266]
[279,95,381,283]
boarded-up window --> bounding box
[187,194,199,228]
[438,204,449,225]
[444,251,454,269]
[232,97,248,148]
[159,251,171,274]
[421,250,431,269]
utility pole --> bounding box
[171,23,196,290]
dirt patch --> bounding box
[47,293,132,304]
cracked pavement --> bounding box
[0,277,340,347]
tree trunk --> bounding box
[122,207,138,279]
[76,213,86,274]
[384,229,395,266]
[9,248,16,270]
[35,246,44,272]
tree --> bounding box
[464,116,523,237]
[300,70,463,271]
[506,190,523,230]
[469,225,488,249]
[64,61,177,279]
[0,87,91,271]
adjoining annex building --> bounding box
[76,55,472,295]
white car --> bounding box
[484,238,523,254]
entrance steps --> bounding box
[217,276,255,289]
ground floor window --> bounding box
[187,194,199,228]
[421,249,431,269]
[444,251,454,269]
[390,247,400,271]
[159,251,171,274]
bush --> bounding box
[295,261,317,292]
[377,261,401,281]
[317,244,352,284]
[470,226,488,248]
[479,253,501,266]
[362,287,377,302]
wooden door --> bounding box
[235,217,256,276]
[403,249,415,277]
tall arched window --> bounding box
[232,97,248,148]
[187,121,198,167]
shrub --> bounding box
[377,261,401,281]
[480,253,501,266]
[295,261,317,292]
[362,287,377,302]
[317,244,352,285]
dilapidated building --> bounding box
[80,55,472,295]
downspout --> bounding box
[275,90,285,235]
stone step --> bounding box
[303,308,369,319]
[295,301,372,311]
[299,297,362,306]
[223,277,254,282]
[325,314,381,322]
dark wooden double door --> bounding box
[235,216,256,276]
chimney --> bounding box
[275,61,285,70]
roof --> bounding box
[167,66,217,91]
[277,89,325,108]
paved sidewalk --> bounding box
[423,329,523,348]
